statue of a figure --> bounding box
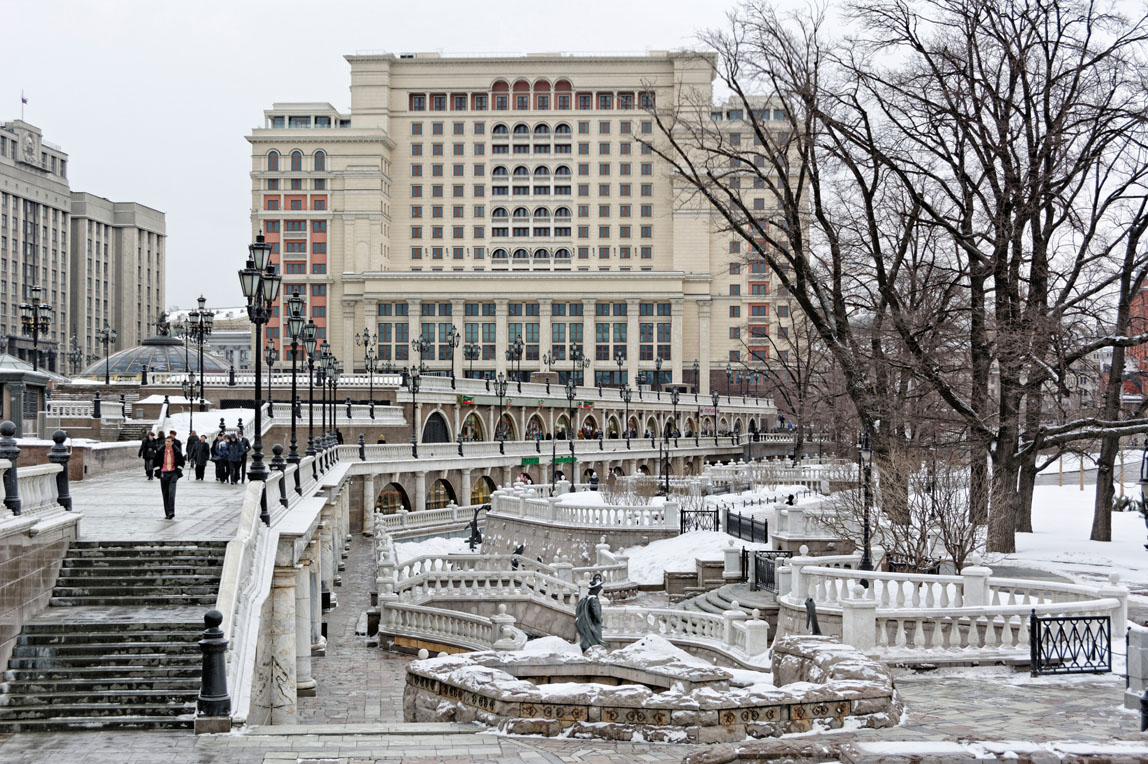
[805,596,821,635]
[467,505,486,552]
[510,543,525,570]
[156,311,171,337]
[575,574,609,651]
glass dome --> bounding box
[77,335,231,379]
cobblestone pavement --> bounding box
[70,465,251,541]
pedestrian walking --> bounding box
[156,433,185,519]
[138,432,159,480]
[589,470,600,491]
[193,434,210,480]
[227,434,243,485]
[211,434,228,482]
[237,430,251,482]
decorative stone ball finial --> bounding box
[0,420,16,438]
[799,544,809,557]
[417,648,429,660]
[497,603,508,616]
[1111,572,1121,586]
[203,609,224,633]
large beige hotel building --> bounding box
[248,51,790,395]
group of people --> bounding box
[137,428,253,519]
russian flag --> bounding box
[21,95,27,105]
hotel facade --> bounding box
[248,51,792,396]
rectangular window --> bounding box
[311,284,327,296]
[312,242,327,254]
[311,263,327,274]
[312,220,327,233]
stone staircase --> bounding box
[117,422,152,442]
[0,540,227,731]
[676,582,778,616]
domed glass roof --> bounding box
[77,335,231,378]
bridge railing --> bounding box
[490,488,678,530]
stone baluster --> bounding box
[743,609,771,656]
[841,584,878,652]
[48,429,72,511]
[269,566,298,724]
[1099,573,1130,637]
[959,553,992,607]
[722,540,742,582]
[722,601,747,648]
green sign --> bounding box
[520,457,540,466]
[553,455,577,464]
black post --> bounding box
[141,364,148,386]
[0,421,20,515]
[307,358,316,480]
[288,347,301,494]
[345,396,351,420]
[271,444,288,508]
[48,430,71,511]
[228,365,236,386]
[120,393,127,418]
[358,433,366,461]
[1029,609,1039,677]
[92,392,102,420]
[196,610,231,720]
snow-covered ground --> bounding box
[620,531,772,585]
[1005,481,1148,590]
[164,408,255,438]
[393,535,471,564]
[1036,448,1141,474]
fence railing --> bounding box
[724,508,768,544]
[1029,611,1112,676]
[680,506,720,533]
[751,550,792,593]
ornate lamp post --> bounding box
[654,356,663,400]
[237,232,283,527]
[858,427,874,583]
[564,376,577,461]
[445,325,461,389]
[670,388,681,445]
[614,349,625,390]
[506,337,524,392]
[66,334,83,376]
[620,385,632,449]
[327,357,341,447]
[463,342,480,379]
[96,323,118,385]
[355,325,377,419]
[494,372,509,455]
[411,333,431,372]
[303,319,318,474]
[711,390,721,446]
[187,296,214,411]
[284,296,306,492]
[19,285,54,372]
[725,363,734,402]
[180,371,198,443]
[692,359,700,401]
[408,365,421,458]
[263,337,279,418]
[318,340,331,450]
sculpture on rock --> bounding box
[575,573,609,651]
[467,505,487,552]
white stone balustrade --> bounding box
[16,464,63,515]
[379,601,527,652]
[46,400,95,418]
[489,489,678,530]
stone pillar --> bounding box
[539,298,552,377]
[319,517,335,610]
[341,300,356,368]
[1126,624,1148,709]
[461,470,472,507]
[451,298,465,380]
[306,541,325,655]
[722,540,742,582]
[269,566,298,724]
[6,382,25,437]
[958,555,992,607]
[697,299,711,396]
[414,470,427,513]
[670,299,684,388]
[294,562,316,697]
[841,584,878,653]
[362,475,376,536]
[582,298,596,384]
[722,604,748,647]
[1099,573,1130,638]
[743,609,771,656]
[626,298,640,387]
[495,299,509,377]
[407,299,421,368]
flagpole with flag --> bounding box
[21,92,27,120]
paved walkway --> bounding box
[70,465,251,541]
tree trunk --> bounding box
[988,450,1020,553]
[1016,456,1037,533]
[1092,436,1117,541]
[969,441,989,526]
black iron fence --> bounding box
[680,507,720,533]
[750,550,793,593]
[724,508,768,544]
[1029,611,1111,677]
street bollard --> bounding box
[141,364,149,385]
[48,430,72,511]
[358,434,366,461]
[93,392,102,419]
[0,421,20,515]
[228,365,236,386]
[346,397,352,419]
[195,609,231,732]
[271,444,288,507]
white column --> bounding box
[581,298,596,384]
[626,298,639,387]
[461,469,472,507]
[539,298,552,376]
[307,540,325,655]
[671,299,684,388]
[414,470,427,512]
[451,298,465,382]
[294,561,316,697]
[697,299,711,396]
[407,298,420,368]
[495,299,509,377]
[362,475,376,536]
[269,566,298,724]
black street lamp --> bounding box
[725,363,734,401]
[263,337,279,418]
[327,357,341,447]
[96,323,118,385]
[564,376,577,461]
[692,359,700,402]
[237,232,283,527]
[180,371,198,444]
[858,426,874,583]
[464,342,480,379]
[711,390,721,446]
[654,356,663,400]
[355,325,377,419]
[506,337,524,392]
[66,333,83,376]
[303,319,318,477]
[19,285,54,372]
[411,334,431,374]
[285,296,306,493]
[614,349,625,390]
[670,388,681,446]
[187,296,214,411]
[445,325,461,389]
[620,385,632,449]
[318,340,331,451]
[409,365,421,458]
[494,371,509,454]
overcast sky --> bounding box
[2,0,755,312]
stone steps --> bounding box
[0,539,224,732]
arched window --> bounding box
[512,207,530,219]
[492,80,510,92]
[512,166,529,178]
[533,124,551,137]
[533,207,550,219]
[492,166,509,178]
[555,248,571,259]
[290,150,302,171]
[533,166,550,177]
[492,123,510,137]
[314,150,326,171]
[533,79,551,92]
[554,206,572,218]
[267,151,280,171]
[555,123,572,136]
[492,248,509,259]
[534,249,550,259]
[492,207,509,219]
[513,248,530,259]
[554,165,572,177]
[512,123,530,137]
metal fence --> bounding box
[1029,611,1111,676]
[750,550,793,594]
[724,508,768,544]
[679,507,720,534]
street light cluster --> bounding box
[19,286,53,372]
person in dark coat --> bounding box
[138,432,159,480]
[237,430,251,482]
[211,434,228,482]
[193,434,210,480]
[156,434,185,519]
[226,434,243,485]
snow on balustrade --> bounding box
[489,488,678,530]
[804,567,966,610]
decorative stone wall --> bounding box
[483,511,677,565]
[403,634,899,743]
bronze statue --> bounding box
[467,505,486,551]
[575,574,609,651]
